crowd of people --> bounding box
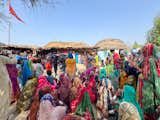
[0,43,160,120]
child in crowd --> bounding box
[35,59,44,78]
[45,60,52,71]
[46,70,57,86]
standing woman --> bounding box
[65,52,76,78]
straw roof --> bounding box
[95,38,129,50]
[44,41,89,49]
[0,42,5,46]
[4,44,40,49]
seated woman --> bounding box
[118,75,144,120]
[35,75,56,95]
[68,76,95,120]
[58,74,72,108]
[28,87,67,120]
[69,77,82,103]
[96,79,109,120]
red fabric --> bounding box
[87,76,96,103]
[70,87,86,113]
[142,57,150,80]
[156,60,160,77]
[82,109,92,120]
[35,76,56,95]
[45,62,52,71]
[113,52,120,69]
[9,3,24,23]
[70,76,96,113]
[139,78,143,108]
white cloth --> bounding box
[0,55,16,120]
[35,63,44,77]
[38,100,66,120]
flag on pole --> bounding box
[9,2,25,23]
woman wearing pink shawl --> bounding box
[36,75,56,95]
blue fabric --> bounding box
[22,60,33,86]
[68,52,73,58]
[75,53,79,63]
[40,93,56,107]
[16,55,22,61]
[47,76,54,85]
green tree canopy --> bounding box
[133,41,140,49]
[147,16,160,46]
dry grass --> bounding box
[95,38,129,50]
[44,41,89,49]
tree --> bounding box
[147,16,160,46]
[133,41,140,49]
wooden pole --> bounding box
[8,21,11,45]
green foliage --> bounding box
[133,41,140,49]
[147,16,160,46]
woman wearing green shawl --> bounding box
[75,92,94,119]
[100,60,107,80]
[119,84,144,120]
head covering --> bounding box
[126,75,135,85]
[68,52,73,59]
[100,67,107,80]
[120,50,126,56]
[122,85,144,120]
[156,52,160,59]
[73,77,82,88]
[40,93,56,107]
[131,49,138,56]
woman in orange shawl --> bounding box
[65,52,76,77]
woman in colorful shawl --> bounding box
[119,76,144,120]
[100,60,107,80]
[136,44,160,120]
[113,52,120,69]
[6,64,20,102]
[70,84,95,120]
[87,71,97,103]
[106,58,114,76]
[29,87,66,120]
[38,93,66,120]
[21,59,33,87]
[65,52,76,78]
[58,74,72,107]
[35,75,56,96]
[96,79,110,119]
[69,77,82,103]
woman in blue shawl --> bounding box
[21,59,33,86]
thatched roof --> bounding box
[1,44,40,50]
[0,42,5,46]
[95,38,129,50]
[44,41,89,49]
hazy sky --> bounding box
[0,0,160,46]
